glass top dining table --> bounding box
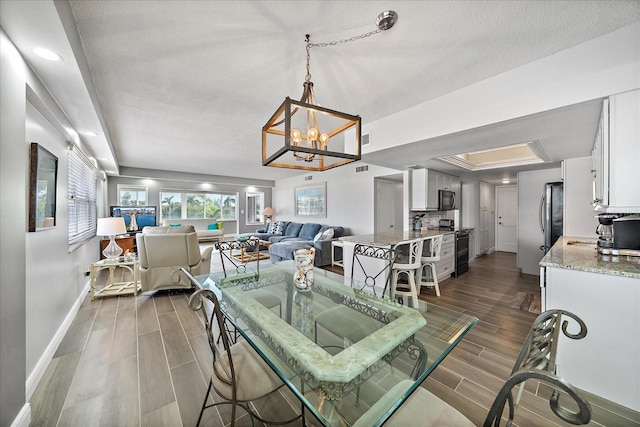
[193,260,477,426]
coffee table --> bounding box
[230,239,271,262]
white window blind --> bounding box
[68,148,97,246]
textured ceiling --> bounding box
[3,1,640,183]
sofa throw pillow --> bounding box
[268,221,285,235]
[314,228,335,243]
[321,228,335,240]
[207,223,218,230]
[169,223,182,227]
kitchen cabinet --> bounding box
[592,89,640,211]
[541,265,640,412]
[410,168,461,211]
[435,232,455,281]
[410,169,438,210]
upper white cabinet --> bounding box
[593,89,640,212]
[410,169,461,210]
[411,169,438,210]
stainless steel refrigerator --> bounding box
[542,182,564,253]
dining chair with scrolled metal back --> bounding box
[314,243,426,405]
[215,237,261,278]
[353,309,592,427]
[181,268,304,427]
[214,238,280,344]
[315,243,397,344]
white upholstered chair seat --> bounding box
[211,340,285,401]
[353,380,473,427]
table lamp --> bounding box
[97,217,127,260]
[263,207,274,221]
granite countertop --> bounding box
[540,236,640,279]
[340,229,452,246]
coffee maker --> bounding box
[596,213,618,254]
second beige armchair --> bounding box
[136,225,213,292]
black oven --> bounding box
[438,190,456,211]
[455,229,471,277]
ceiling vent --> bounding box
[356,165,369,173]
[361,132,371,147]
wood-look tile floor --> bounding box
[29,251,640,426]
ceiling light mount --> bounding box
[376,10,398,30]
[262,11,398,171]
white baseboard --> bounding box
[25,280,90,400]
[10,403,31,427]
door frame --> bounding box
[374,175,403,234]
[495,184,518,252]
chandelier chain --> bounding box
[304,28,383,82]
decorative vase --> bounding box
[293,247,315,291]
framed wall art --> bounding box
[28,142,58,232]
[295,182,326,217]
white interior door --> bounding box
[375,179,396,233]
[496,185,518,252]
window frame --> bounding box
[159,190,238,222]
[68,147,98,250]
[117,184,148,207]
[246,191,265,225]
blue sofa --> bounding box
[239,221,345,267]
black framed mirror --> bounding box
[28,142,58,232]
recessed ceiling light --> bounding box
[502,179,511,184]
[33,47,63,61]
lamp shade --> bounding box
[97,217,127,237]
[263,207,274,217]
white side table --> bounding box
[331,240,344,268]
[90,258,141,300]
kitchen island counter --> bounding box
[340,229,447,246]
[539,236,640,412]
[540,236,640,279]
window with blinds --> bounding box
[68,148,97,247]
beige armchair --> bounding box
[136,225,213,292]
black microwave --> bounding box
[438,190,456,211]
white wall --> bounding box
[1,29,28,427]
[108,174,274,234]
[1,29,105,426]
[273,163,403,236]
[517,168,563,275]
[563,157,598,237]
[363,23,640,155]
[25,103,99,375]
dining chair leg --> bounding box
[196,378,213,427]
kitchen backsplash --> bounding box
[410,210,459,229]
